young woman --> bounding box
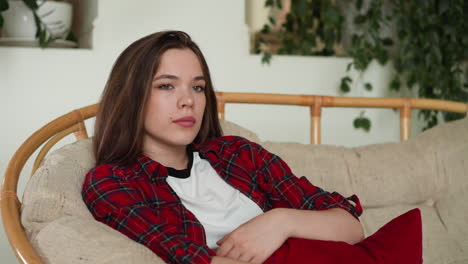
[82,31,364,264]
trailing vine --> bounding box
[390,0,468,128]
[0,0,8,28]
[255,0,468,131]
[255,0,344,62]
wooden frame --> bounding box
[216,92,467,143]
[2,92,467,264]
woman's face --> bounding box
[143,48,206,151]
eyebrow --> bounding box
[153,74,205,82]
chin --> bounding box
[169,135,198,147]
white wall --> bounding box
[0,0,422,262]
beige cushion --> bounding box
[262,117,468,207]
[22,139,95,243]
[21,118,468,264]
[220,119,260,142]
[34,217,163,264]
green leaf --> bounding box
[354,15,367,25]
[375,48,389,65]
[353,116,371,132]
[351,34,361,45]
[432,46,442,64]
[66,31,78,42]
[354,112,371,132]
[382,38,394,46]
[254,46,261,54]
[260,24,271,34]
[275,0,282,9]
[268,16,276,25]
[295,0,307,19]
[261,52,272,65]
[340,76,352,93]
[353,117,362,129]
[365,82,372,91]
[23,0,39,10]
[361,117,371,132]
[356,0,363,10]
[0,0,9,12]
[39,29,47,46]
[340,82,350,93]
[406,74,416,89]
[389,78,401,91]
[33,13,41,37]
[323,5,341,25]
[265,0,274,7]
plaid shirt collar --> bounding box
[135,140,221,180]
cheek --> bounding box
[144,100,165,129]
[198,96,207,114]
[146,92,171,115]
[143,109,156,132]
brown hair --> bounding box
[94,31,222,166]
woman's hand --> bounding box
[211,256,254,264]
[215,209,289,264]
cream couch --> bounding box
[20,117,468,264]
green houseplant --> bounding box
[0,0,75,47]
[256,0,468,131]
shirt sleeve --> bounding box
[82,165,216,264]
[245,139,363,219]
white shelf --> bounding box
[0,38,78,48]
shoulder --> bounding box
[195,136,275,164]
[87,163,120,176]
[82,163,137,198]
[197,135,262,153]
[85,163,133,183]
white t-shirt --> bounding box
[166,152,264,249]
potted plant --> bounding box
[0,0,75,47]
[255,0,468,130]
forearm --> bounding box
[211,256,253,264]
[277,207,364,244]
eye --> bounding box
[193,85,205,92]
[158,84,174,90]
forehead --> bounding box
[156,48,203,75]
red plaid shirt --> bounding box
[82,136,362,264]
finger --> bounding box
[238,252,254,263]
[251,255,268,264]
[225,246,242,260]
[216,240,233,257]
[216,235,227,246]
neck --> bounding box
[142,140,189,170]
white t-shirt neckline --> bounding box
[166,152,264,249]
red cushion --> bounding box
[266,208,423,264]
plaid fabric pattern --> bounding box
[82,136,362,264]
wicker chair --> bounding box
[2,92,467,264]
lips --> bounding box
[173,116,196,127]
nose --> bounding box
[177,88,194,108]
